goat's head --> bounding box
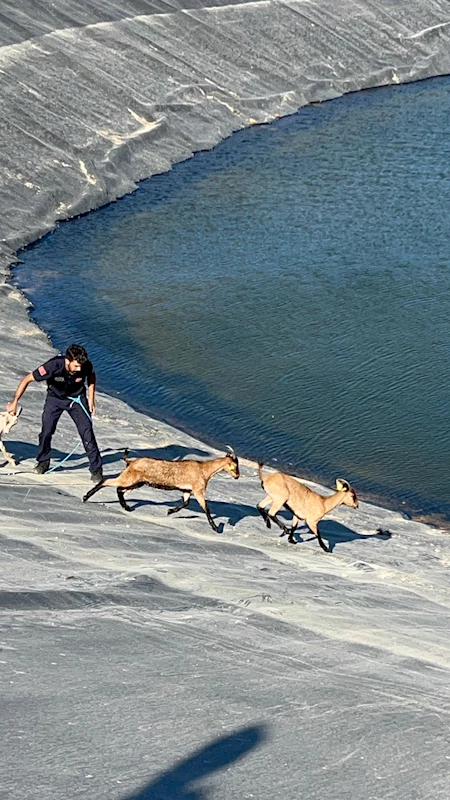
[336,478,359,508]
[1,406,22,434]
[224,445,240,479]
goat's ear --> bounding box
[336,478,350,492]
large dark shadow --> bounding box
[288,519,392,552]
[120,445,212,460]
[100,445,212,467]
[123,724,267,800]
[2,443,213,471]
[2,439,83,464]
[128,497,260,528]
[61,444,212,471]
[2,440,119,469]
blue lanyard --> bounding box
[68,395,92,420]
[46,395,92,473]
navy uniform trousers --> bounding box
[37,394,102,471]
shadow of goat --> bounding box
[288,519,392,552]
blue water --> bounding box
[16,75,450,522]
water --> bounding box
[16,76,450,521]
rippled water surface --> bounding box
[16,76,450,519]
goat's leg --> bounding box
[267,500,291,537]
[83,476,119,503]
[117,487,131,511]
[285,504,301,543]
[167,491,191,516]
[287,514,301,544]
[306,518,329,552]
[257,497,272,528]
[0,439,16,467]
[118,482,146,512]
[193,490,219,532]
[83,480,106,502]
[269,514,291,537]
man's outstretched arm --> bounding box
[7,373,35,414]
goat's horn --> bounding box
[225,444,236,457]
[336,478,350,492]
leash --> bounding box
[46,395,92,474]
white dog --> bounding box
[0,406,21,466]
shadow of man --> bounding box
[124,724,267,800]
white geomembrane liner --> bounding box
[1,2,450,798]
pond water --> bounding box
[16,75,450,521]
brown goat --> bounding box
[0,407,21,467]
[83,447,240,532]
[257,463,359,552]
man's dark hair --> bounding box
[65,344,88,364]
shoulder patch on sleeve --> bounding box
[38,365,47,376]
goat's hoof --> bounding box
[288,534,297,544]
[265,520,271,529]
[82,495,88,503]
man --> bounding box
[7,344,103,482]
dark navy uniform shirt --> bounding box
[32,356,94,399]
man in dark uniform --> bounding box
[7,344,103,482]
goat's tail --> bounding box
[123,448,132,465]
[258,462,265,486]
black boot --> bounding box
[90,467,103,483]
[34,460,50,475]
